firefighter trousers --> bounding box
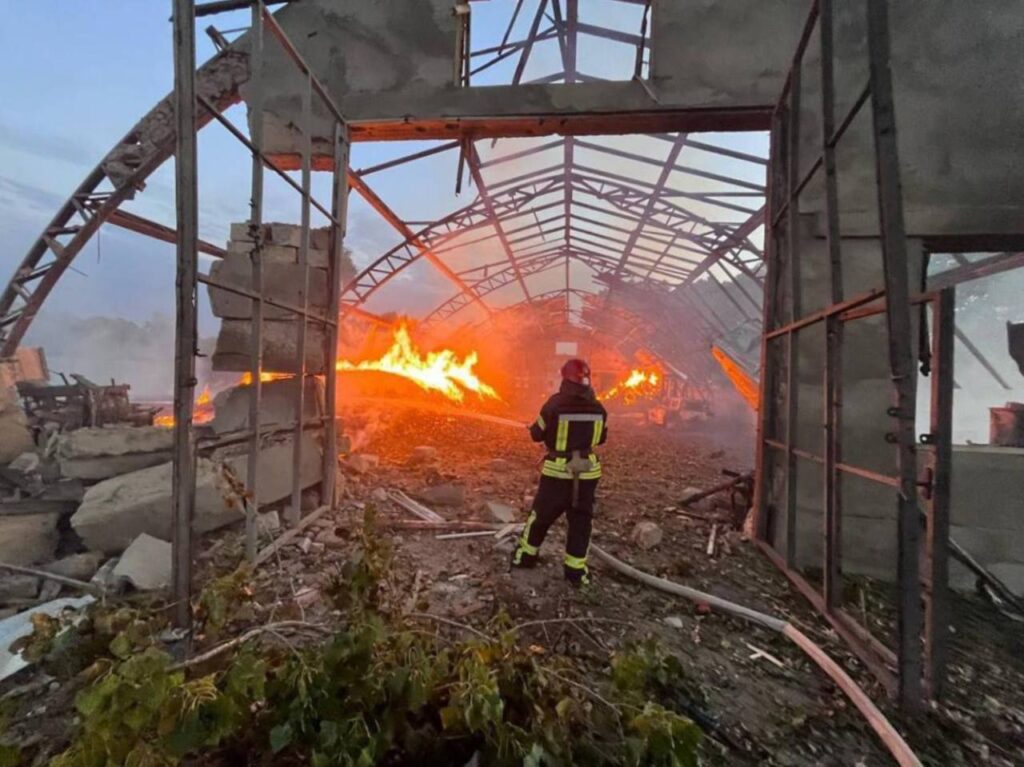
[515,475,597,575]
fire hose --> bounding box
[590,545,923,767]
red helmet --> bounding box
[561,358,591,386]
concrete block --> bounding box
[207,252,328,320]
[222,433,323,507]
[226,239,330,268]
[0,513,60,565]
[229,222,255,242]
[267,223,302,247]
[71,458,244,554]
[57,426,173,481]
[211,376,324,435]
[113,534,172,591]
[213,319,326,373]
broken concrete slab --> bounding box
[0,513,60,565]
[419,483,465,507]
[220,433,322,508]
[71,458,244,554]
[344,454,379,474]
[212,318,327,374]
[210,376,324,435]
[42,553,105,582]
[485,501,517,523]
[57,426,173,481]
[112,534,171,591]
[631,521,664,550]
[257,510,281,538]
[207,252,328,320]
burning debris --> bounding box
[601,367,663,404]
[336,322,499,403]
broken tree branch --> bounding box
[169,621,332,671]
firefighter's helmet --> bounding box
[560,358,591,386]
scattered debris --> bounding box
[484,500,517,523]
[418,482,465,507]
[631,520,664,550]
[345,453,380,474]
[388,489,445,522]
[746,642,786,669]
[0,595,94,682]
[706,523,718,557]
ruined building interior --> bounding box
[0,1,1023,764]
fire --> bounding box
[239,371,292,386]
[601,368,663,404]
[154,385,214,427]
[336,323,499,403]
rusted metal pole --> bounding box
[784,64,802,568]
[323,122,350,509]
[288,70,313,527]
[171,0,199,629]
[866,0,923,712]
[244,0,265,564]
[924,288,954,698]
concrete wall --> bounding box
[945,446,1024,594]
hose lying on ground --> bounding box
[590,544,923,767]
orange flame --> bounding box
[154,384,214,428]
[336,323,499,403]
[601,368,663,404]
[238,371,292,386]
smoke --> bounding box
[23,311,217,401]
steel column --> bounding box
[867,0,923,712]
[244,0,265,563]
[171,0,199,629]
[288,70,313,527]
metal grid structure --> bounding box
[2,0,1019,679]
[750,0,956,711]
[170,0,351,627]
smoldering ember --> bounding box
[0,2,1022,765]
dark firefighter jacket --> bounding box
[528,379,608,480]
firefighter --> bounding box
[511,358,608,586]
